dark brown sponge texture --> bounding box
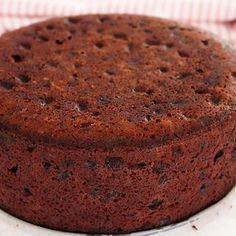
[0,14,236,234]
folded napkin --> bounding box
[0,0,236,46]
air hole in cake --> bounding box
[144,38,160,47]
[55,39,64,45]
[162,43,173,50]
[214,150,224,162]
[155,118,161,123]
[80,122,93,130]
[71,51,81,59]
[199,184,206,193]
[15,74,31,83]
[91,111,100,116]
[148,199,164,210]
[74,63,80,68]
[8,165,18,175]
[0,132,11,142]
[39,97,54,106]
[54,103,61,110]
[128,22,137,29]
[139,20,148,27]
[39,79,51,88]
[75,100,88,112]
[62,160,75,169]
[201,40,209,46]
[70,29,76,35]
[231,72,236,79]
[196,68,204,73]
[176,72,191,80]
[68,35,72,40]
[153,109,162,115]
[144,115,151,121]
[131,162,147,169]
[158,174,167,184]
[153,161,170,174]
[158,66,169,73]
[152,99,161,105]
[97,28,103,34]
[42,161,51,171]
[105,69,115,76]
[0,81,14,90]
[195,89,207,94]
[46,24,54,31]
[232,147,236,160]
[36,35,49,42]
[199,171,207,180]
[81,29,87,36]
[150,134,156,140]
[19,42,31,50]
[73,73,78,78]
[127,42,134,52]
[146,89,153,95]
[23,187,32,197]
[218,174,224,180]
[27,145,35,153]
[143,29,152,33]
[95,41,104,49]
[206,73,219,87]
[47,60,59,67]
[168,25,177,30]
[98,16,109,23]
[210,95,221,105]
[172,100,187,108]
[178,50,190,58]
[166,43,173,48]
[133,85,153,95]
[105,156,123,170]
[172,146,184,158]
[84,160,97,170]
[11,54,24,63]
[55,171,70,181]
[65,17,80,25]
[97,95,111,104]
[199,115,213,126]
[129,57,142,66]
[106,191,123,202]
[113,32,128,40]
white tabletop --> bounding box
[0,186,235,236]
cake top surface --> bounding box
[0,14,236,148]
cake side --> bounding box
[0,15,236,148]
[0,110,235,233]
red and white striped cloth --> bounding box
[0,0,236,46]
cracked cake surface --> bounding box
[0,14,236,234]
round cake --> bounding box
[0,14,236,234]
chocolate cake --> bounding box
[0,14,236,234]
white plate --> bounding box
[0,186,236,236]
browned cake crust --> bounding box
[0,14,236,234]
